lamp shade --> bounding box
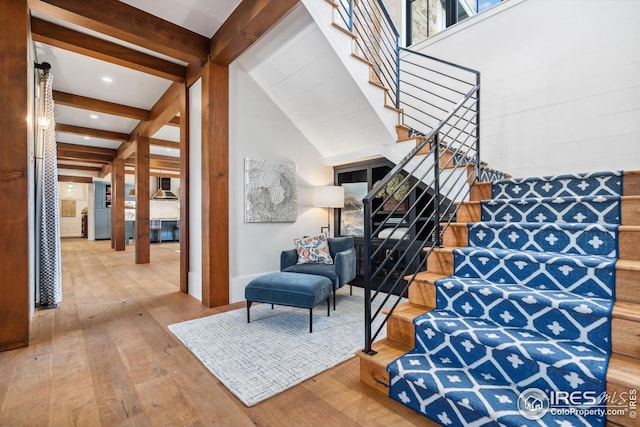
[314,185,344,208]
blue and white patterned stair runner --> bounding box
[387,171,623,426]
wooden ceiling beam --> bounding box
[210,0,300,65]
[125,169,179,178]
[31,18,186,82]
[149,138,179,149]
[119,82,181,160]
[56,142,116,157]
[58,175,94,183]
[30,0,209,66]
[53,90,150,121]
[57,148,113,163]
[168,116,181,127]
[56,123,128,141]
[57,164,103,173]
[99,164,112,179]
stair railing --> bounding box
[333,0,503,353]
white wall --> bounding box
[409,0,640,178]
[58,182,89,237]
[188,78,203,302]
[228,63,332,303]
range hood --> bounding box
[152,177,178,199]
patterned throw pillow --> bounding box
[294,233,334,264]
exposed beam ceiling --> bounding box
[30,0,210,66]
[31,18,187,82]
[53,90,150,121]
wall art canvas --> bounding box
[340,182,367,236]
[61,199,76,217]
[245,158,297,223]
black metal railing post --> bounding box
[363,197,374,354]
[475,72,481,183]
[433,133,442,247]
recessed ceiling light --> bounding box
[90,114,98,119]
[102,76,113,83]
[84,136,90,140]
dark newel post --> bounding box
[363,197,373,354]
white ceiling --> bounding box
[119,0,239,38]
[33,0,243,168]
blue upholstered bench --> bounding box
[245,272,332,333]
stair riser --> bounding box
[622,197,640,225]
[387,315,415,348]
[455,197,638,225]
[427,251,455,275]
[408,282,437,307]
[470,182,491,201]
[447,224,640,261]
[619,230,640,261]
[624,172,640,196]
[611,316,640,358]
[616,268,640,305]
[605,381,640,427]
[481,198,621,225]
[359,357,390,395]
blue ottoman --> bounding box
[245,272,332,333]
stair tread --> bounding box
[383,302,429,319]
[607,352,640,388]
[617,259,640,271]
[357,338,411,364]
[406,271,448,283]
[611,301,640,322]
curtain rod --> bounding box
[34,61,51,72]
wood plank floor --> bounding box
[0,239,430,427]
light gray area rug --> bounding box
[168,286,399,406]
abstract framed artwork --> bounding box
[244,158,297,223]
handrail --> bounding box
[332,0,509,354]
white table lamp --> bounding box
[314,185,345,237]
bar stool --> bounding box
[172,220,180,242]
[150,220,162,243]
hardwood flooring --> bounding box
[0,239,431,427]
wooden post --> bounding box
[0,0,30,351]
[112,158,125,250]
[201,59,229,307]
[135,136,150,264]
[179,82,189,294]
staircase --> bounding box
[359,170,640,426]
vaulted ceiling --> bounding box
[31,0,294,180]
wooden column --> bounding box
[135,137,150,264]
[179,82,189,294]
[0,0,30,351]
[112,158,125,251]
[201,59,229,307]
